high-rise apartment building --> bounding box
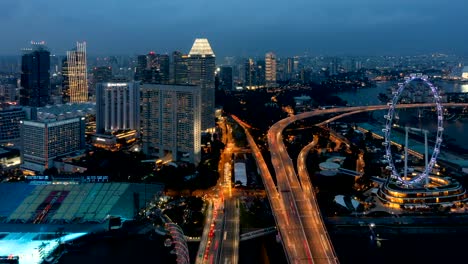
[95,82,140,134]
[20,43,50,107]
[140,84,201,165]
[187,38,216,131]
[64,42,88,103]
[265,52,277,85]
[21,117,85,172]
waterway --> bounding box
[331,233,467,264]
[336,80,468,149]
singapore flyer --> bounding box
[382,73,444,187]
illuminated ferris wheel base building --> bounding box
[377,74,468,209]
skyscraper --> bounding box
[286,57,294,80]
[265,52,277,85]
[187,38,216,131]
[136,52,170,84]
[64,42,88,103]
[244,59,265,88]
[90,66,113,100]
[140,84,201,165]
[171,51,188,85]
[20,42,50,107]
[244,58,256,88]
[256,60,266,86]
[134,55,147,81]
[219,66,233,91]
[158,54,170,84]
[95,81,140,134]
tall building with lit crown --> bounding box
[187,38,215,131]
[265,52,277,85]
[95,81,140,134]
[140,84,201,165]
[20,42,50,107]
[65,42,88,103]
[20,117,85,173]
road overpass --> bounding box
[235,103,468,264]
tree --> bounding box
[365,130,374,142]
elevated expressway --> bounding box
[237,103,467,264]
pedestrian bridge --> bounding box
[240,226,277,241]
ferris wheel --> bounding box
[382,73,444,187]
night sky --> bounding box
[2,0,468,56]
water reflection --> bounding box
[436,81,468,93]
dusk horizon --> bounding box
[2,0,468,57]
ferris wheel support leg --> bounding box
[404,127,409,180]
[425,131,429,186]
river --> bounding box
[336,80,468,149]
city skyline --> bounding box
[1,0,468,57]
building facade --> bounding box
[171,51,188,85]
[64,42,88,103]
[95,82,140,134]
[135,52,170,84]
[0,77,18,103]
[265,52,277,85]
[219,66,233,91]
[21,117,86,173]
[187,39,216,131]
[0,106,26,146]
[244,59,265,88]
[140,84,201,165]
[20,44,50,107]
[90,66,113,100]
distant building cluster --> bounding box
[0,39,219,174]
[2,38,465,176]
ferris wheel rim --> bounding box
[383,74,444,187]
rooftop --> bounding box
[188,38,215,57]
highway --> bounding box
[220,198,240,264]
[269,119,338,264]
[236,103,468,264]
[233,115,315,263]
